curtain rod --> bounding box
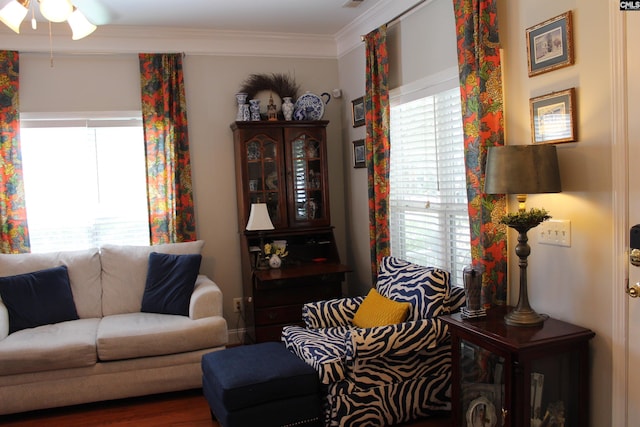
[361,0,427,41]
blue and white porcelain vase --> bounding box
[249,99,261,121]
[241,104,250,121]
[282,97,294,121]
[235,92,248,121]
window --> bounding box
[20,112,150,253]
[389,78,470,287]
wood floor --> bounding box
[0,389,451,427]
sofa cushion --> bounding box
[97,312,226,361]
[0,318,99,376]
[141,252,202,316]
[100,240,205,316]
[0,248,102,318]
[375,257,450,320]
[352,288,410,328]
[0,266,79,334]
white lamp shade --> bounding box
[0,0,29,33]
[39,0,73,22]
[68,8,96,40]
[245,203,275,231]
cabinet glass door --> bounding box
[246,134,285,227]
[286,129,329,227]
[529,351,580,427]
[460,339,505,427]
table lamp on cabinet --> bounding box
[246,203,274,270]
[484,145,562,327]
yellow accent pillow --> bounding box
[353,288,411,328]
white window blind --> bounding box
[390,85,471,287]
[20,112,150,253]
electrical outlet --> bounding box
[538,219,571,247]
[233,298,243,313]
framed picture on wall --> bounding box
[526,11,574,77]
[529,88,577,144]
[352,139,366,168]
[351,97,365,127]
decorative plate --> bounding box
[266,171,278,190]
[466,396,497,427]
[294,92,325,121]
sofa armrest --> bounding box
[303,296,364,329]
[189,274,223,320]
[0,300,8,341]
[345,317,449,361]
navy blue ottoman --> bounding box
[202,342,321,427]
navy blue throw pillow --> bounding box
[141,252,202,316]
[0,265,79,334]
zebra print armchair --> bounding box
[282,256,466,426]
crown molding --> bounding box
[0,0,427,59]
[335,0,430,58]
[0,25,338,58]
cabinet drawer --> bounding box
[254,282,341,308]
[255,273,345,290]
[255,304,303,325]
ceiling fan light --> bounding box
[0,0,30,33]
[68,8,96,40]
[39,0,72,23]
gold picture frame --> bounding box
[526,11,574,77]
[530,88,577,144]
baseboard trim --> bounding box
[227,328,246,346]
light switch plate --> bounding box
[538,219,571,247]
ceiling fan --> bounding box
[0,0,111,40]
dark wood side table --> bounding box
[441,307,595,427]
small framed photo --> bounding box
[351,96,365,127]
[352,139,366,168]
[526,11,574,77]
[530,88,577,144]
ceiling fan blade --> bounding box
[71,0,117,25]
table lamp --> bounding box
[484,145,561,327]
[246,203,274,270]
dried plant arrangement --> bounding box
[239,73,300,102]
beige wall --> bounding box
[337,0,614,425]
[338,0,459,296]
[337,41,369,295]
[18,53,344,337]
[499,2,612,426]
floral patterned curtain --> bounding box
[364,26,391,280]
[139,53,196,244]
[453,0,507,305]
[0,51,30,254]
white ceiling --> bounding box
[1,0,424,57]
[68,0,384,35]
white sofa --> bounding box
[0,240,228,415]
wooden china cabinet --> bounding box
[231,120,349,343]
